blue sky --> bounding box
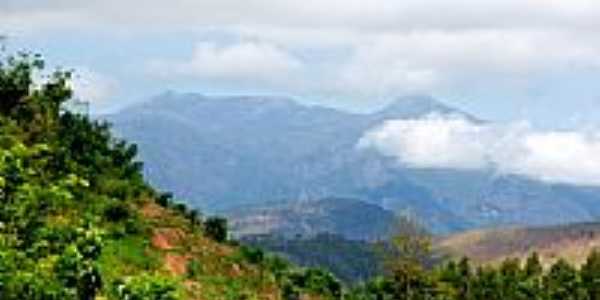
[2,0,600,129]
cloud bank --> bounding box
[359,114,600,186]
[4,0,600,104]
[3,0,600,127]
[150,41,303,89]
[68,68,117,105]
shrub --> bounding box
[203,217,228,243]
[238,245,265,265]
[173,202,187,215]
[264,255,291,280]
[186,259,203,279]
[186,209,202,228]
[103,201,130,222]
[156,192,173,208]
[113,273,182,300]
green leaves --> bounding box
[204,217,228,243]
[112,273,182,300]
[0,53,145,300]
[55,225,104,300]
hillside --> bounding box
[106,92,600,235]
[104,199,285,299]
[226,198,397,241]
[0,54,342,300]
[437,222,600,268]
[241,233,382,284]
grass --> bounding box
[436,223,600,268]
[98,235,163,283]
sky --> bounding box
[1,0,599,128]
[3,1,600,186]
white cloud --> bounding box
[4,0,600,108]
[359,114,600,186]
[150,41,302,88]
[4,1,600,33]
[358,115,491,169]
[333,29,600,97]
[69,68,116,104]
[146,27,600,98]
[500,131,600,185]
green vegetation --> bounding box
[204,216,228,243]
[4,52,600,300]
[346,238,600,300]
[242,233,383,284]
[0,53,342,300]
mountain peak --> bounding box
[375,95,476,121]
[377,95,454,116]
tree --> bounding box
[378,216,432,274]
[470,266,503,300]
[544,259,583,300]
[581,250,600,300]
[203,217,228,242]
[50,222,102,300]
[525,252,543,278]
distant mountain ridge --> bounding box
[105,93,600,235]
[437,222,600,267]
[225,198,398,241]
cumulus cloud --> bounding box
[146,27,600,98]
[68,68,117,104]
[359,114,600,186]
[150,41,303,87]
[334,30,600,96]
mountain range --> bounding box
[105,93,600,235]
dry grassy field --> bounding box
[436,223,600,267]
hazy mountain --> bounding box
[225,197,398,241]
[105,92,600,235]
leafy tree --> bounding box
[582,250,600,300]
[203,216,228,242]
[55,225,103,300]
[470,266,502,300]
[525,252,543,278]
[543,259,584,300]
[113,274,181,300]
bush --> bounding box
[238,245,265,265]
[186,209,202,228]
[203,217,228,243]
[303,268,342,299]
[103,201,130,222]
[186,259,203,279]
[113,274,182,300]
[156,192,173,208]
[173,202,187,215]
[264,255,291,280]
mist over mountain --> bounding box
[105,93,600,235]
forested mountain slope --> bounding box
[0,54,341,300]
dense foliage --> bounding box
[347,251,600,300]
[0,53,344,300]
[242,233,383,284]
[0,53,142,300]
